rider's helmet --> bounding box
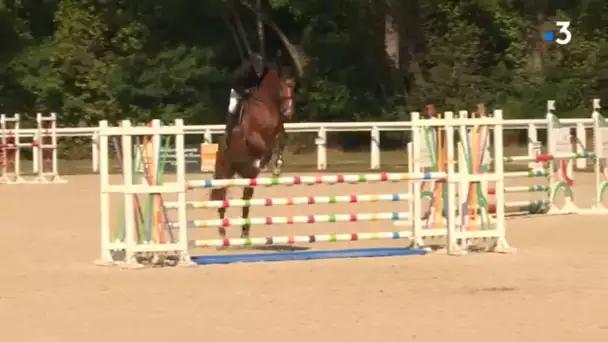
[251,53,264,77]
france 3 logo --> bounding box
[543,21,572,45]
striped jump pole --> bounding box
[487,200,549,214]
[486,170,553,214]
[184,172,443,242]
[503,152,592,162]
[170,212,412,229]
[164,193,412,209]
[192,230,416,248]
[186,172,448,189]
[488,185,550,194]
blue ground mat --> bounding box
[191,247,427,265]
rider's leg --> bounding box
[228,88,242,115]
[225,88,243,146]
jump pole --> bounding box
[191,247,426,265]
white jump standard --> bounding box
[96,110,513,267]
[0,113,66,183]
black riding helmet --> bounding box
[250,53,264,77]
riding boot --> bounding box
[224,111,235,148]
[226,89,243,148]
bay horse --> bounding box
[210,66,295,239]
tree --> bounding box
[0,0,605,127]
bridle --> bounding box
[246,70,294,118]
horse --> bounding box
[210,66,295,239]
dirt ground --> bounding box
[1,172,608,342]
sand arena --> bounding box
[1,172,608,341]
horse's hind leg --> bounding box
[210,148,235,238]
[210,188,229,237]
[272,128,287,177]
[241,186,254,238]
[244,131,268,165]
[239,163,260,239]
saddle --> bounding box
[236,87,256,124]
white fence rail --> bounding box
[5,114,598,172]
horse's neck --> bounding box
[257,78,281,107]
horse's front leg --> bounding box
[272,129,286,177]
[210,149,234,239]
[241,186,254,238]
[259,149,273,171]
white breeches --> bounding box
[228,88,242,114]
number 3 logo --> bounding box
[555,21,572,45]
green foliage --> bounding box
[0,0,606,125]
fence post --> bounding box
[370,126,380,169]
[576,122,586,169]
[92,131,99,172]
[203,128,213,143]
[316,127,327,170]
[527,123,538,169]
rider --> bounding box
[225,53,267,144]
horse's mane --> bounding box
[251,66,281,107]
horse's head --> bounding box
[279,77,296,120]
[257,67,296,120]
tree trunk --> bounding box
[527,10,546,76]
[256,0,264,57]
[384,0,399,70]
[223,15,247,62]
[233,6,253,57]
[239,0,305,77]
